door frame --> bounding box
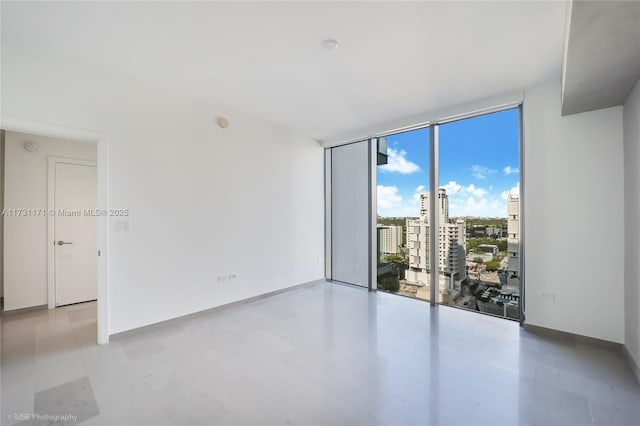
[47,157,97,308]
[0,116,110,344]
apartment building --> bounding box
[377,224,403,256]
[507,195,521,288]
[406,190,466,292]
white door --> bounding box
[54,162,97,306]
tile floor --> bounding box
[1,281,639,426]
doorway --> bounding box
[0,123,109,344]
[48,158,98,306]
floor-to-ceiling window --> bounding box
[375,128,432,300]
[437,108,521,319]
[327,106,522,321]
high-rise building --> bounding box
[419,188,448,224]
[377,225,403,256]
[506,195,520,288]
[405,189,466,293]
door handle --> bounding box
[57,241,73,246]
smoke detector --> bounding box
[322,39,339,50]
[24,141,40,152]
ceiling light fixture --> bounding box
[322,39,339,50]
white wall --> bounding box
[1,43,325,333]
[524,83,625,343]
[3,131,97,311]
[623,78,640,368]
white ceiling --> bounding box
[1,1,568,141]
[562,0,640,115]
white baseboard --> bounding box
[623,345,640,384]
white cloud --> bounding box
[470,165,497,179]
[413,185,427,202]
[377,185,428,217]
[447,194,507,218]
[379,148,420,174]
[501,183,520,200]
[464,197,506,217]
[504,166,519,175]
[378,182,515,218]
[464,184,487,198]
[440,181,508,217]
[442,181,462,195]
[377,185,402,209]
[441,181,486,198]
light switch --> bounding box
[116,218,131,232]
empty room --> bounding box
[1,1,639,426]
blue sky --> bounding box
[377,108,520,218]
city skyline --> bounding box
[377,108,520,218]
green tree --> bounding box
[467,237,507,252]
[378,218,406,227]
[485,260,500,271]
[464,218,507,228]
[385,253,409,278]
[379,276,400,292]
